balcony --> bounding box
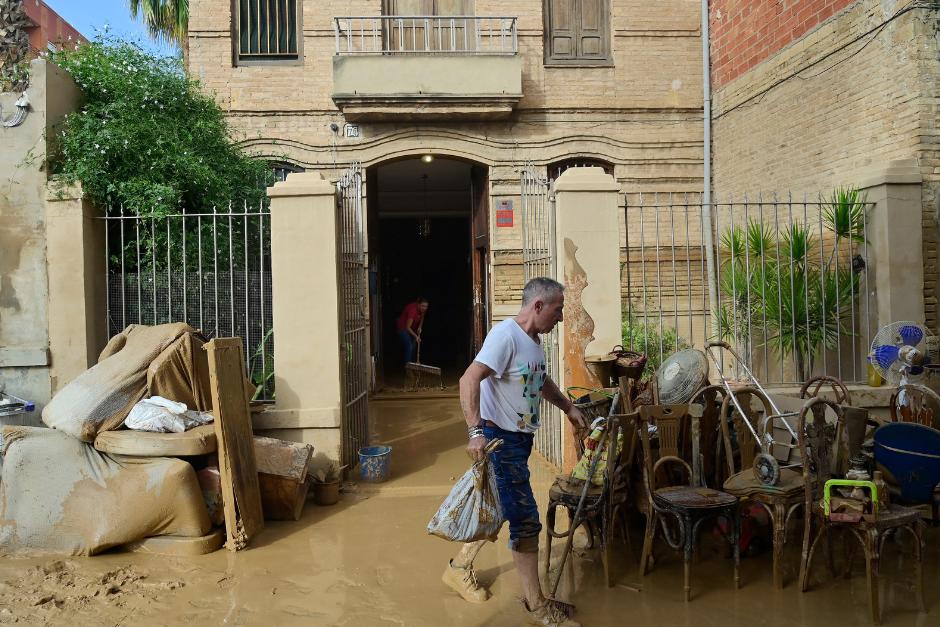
[332,16,523,121]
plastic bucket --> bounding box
[359,445,392,482]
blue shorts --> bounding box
[483,422,542,553]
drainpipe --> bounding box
[701,0,719,339]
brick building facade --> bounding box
[709,0,939,330]
[187,0,706,377]
[22,0,86,54]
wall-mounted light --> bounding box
[421,154,434,163]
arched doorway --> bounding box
[366,156,489,390]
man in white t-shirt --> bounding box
[441,277,588,627]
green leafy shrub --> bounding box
[249,328,275,401]
[621,307,690,379]
[49,36,272,216]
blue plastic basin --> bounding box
[873,422,940,504]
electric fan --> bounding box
[869,321,939,386]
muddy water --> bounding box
[0,398,936,626]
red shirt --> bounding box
[396,302,424,332]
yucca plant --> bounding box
[823,187,866,244]
[823,186,867,272]
[715,189,865,381]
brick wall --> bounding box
[711,0,940,329]
[23,0,86,53]
[710,0,856,88]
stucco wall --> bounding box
[0,59,81,412]
[710,0,939,329]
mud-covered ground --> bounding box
[0,398,935,626]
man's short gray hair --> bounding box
[522,277,564,305]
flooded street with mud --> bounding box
[0,397,936,626]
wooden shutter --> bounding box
[434,0,473,15]
[578,0,606,59]
[545,0,611,65]
[385,0,433,15]
[547,0,576,60]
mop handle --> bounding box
[550,391,620,598]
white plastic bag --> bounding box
[427,439,504,543]
[125,396,214,433]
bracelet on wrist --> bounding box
[467,424,485,440]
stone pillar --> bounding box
[857,159,925,327]
[45,182,107,395]
[262,172,343,465]
[553,167,624,471]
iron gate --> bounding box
[520,164,564,468]
[101,202,274,400]
[337,163,370,467]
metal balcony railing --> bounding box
[334,16,517,55]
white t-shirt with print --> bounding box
[475,318,547,434]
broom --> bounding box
[405,343,443,390]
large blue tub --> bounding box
[873,422,940,504]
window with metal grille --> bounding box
[272,162,304,182]
[236,0,300,63]
[543,0,611,67]
[548,158,613,181]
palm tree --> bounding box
[127,0,189,58]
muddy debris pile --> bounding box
[0,560,183,622]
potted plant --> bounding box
[311,462,345,506]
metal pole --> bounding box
[213,207,219,338]
[670,192,679,344]
[701,0,719,340]
[135,214,142,324]
[685,192,693,345]
[120,204,126,330]
[198,216,204,331]
[105,208,111,337]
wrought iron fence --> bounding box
[334,16,517,55]
[622,192,875,385]
[521,164,564,468]
[102,202,274,400]
[337,163,369,468]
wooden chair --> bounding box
[637,404,740,601]
[716,385,806,589]
[890,383,940,428]
[800,375,853,405]
[798,397,926,624]
[543,411,639,587]
[689,384,728,488]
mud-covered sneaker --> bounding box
[521,598,581,627]
[441,560,489,603]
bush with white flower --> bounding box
[49,35,273,216]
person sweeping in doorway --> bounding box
[443,277,588,627]
[397,296,429,366]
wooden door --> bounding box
[470,165,489,353]
[384,0,475,51]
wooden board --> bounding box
[253,435,312,482]
[205,338,264,550]
[258,474,310,521]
